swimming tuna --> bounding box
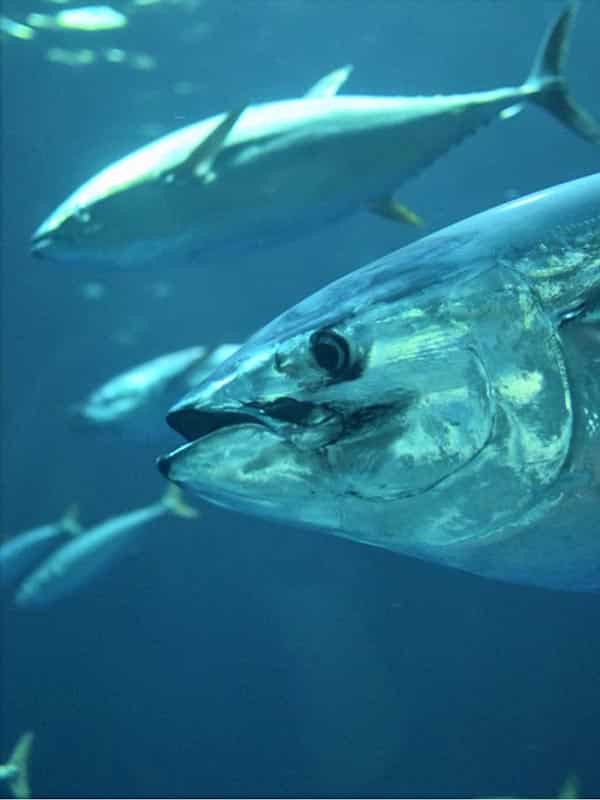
[31,3,600,269]
[73,343,240,441]
[0,508,81,586]
[0,732,34,800]
[158,172,600,593]
[16,486,196,607]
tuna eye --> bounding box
[310,329,351,377]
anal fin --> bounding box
[370,195,424,228]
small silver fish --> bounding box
[15,486,196,607]
[27,5,127,32]
[158,172,600,593]
[0,17,35,40]
[0,508,81,587]
[0,732,34,800]
[73,344,239,442]
[31,3,600,268]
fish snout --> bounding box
[30,235,55,259]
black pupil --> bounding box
[312,332,349,374]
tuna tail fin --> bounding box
[558,772,580,799]
[161,485,198,519]
[59,504,82,537]
[525,2,600,144]
[7,731,33,799]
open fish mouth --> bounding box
[157,405,295,483]
[166,407,269,442]
[166,397,329,443]
[158,397,351,481]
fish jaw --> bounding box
[157,171,600,591]
[157,284,497,547]
[158,423,341,529]
[31,217,187,268]
[30,227,90,265]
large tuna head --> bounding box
[31,203,104,264]
[157,223,503,548]
[29,136,193,267]
[158,174,600,557]
[30,182,177,268]
[30,112,245,267]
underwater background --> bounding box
[1,0,600,797]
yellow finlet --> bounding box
[500,102,525,120]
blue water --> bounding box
[1,1,600,797]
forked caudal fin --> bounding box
[526,2,600,144]
[161,484,198,519]
[6,731,33,800]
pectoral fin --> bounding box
[305,65,353,98]
[161,484,198,519]
[370,195,424,228]
[163,107,245,184]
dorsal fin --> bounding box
[163,107,245,184]
[305,65,353,99]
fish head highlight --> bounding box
[30,129,196,267]
[158,251,497,540]
[30,114,243,268]
[30,187,177,268]
[31,202,107,264]
[159,172,600,571]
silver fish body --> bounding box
[15,504,163,607]
[15,487,194,607]
[31,4,600,269]
[73,344,239,442]
[0,511,80,587]
[159,172,600,592]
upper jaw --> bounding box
[166,394,345,448]
[166,403,272,442]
